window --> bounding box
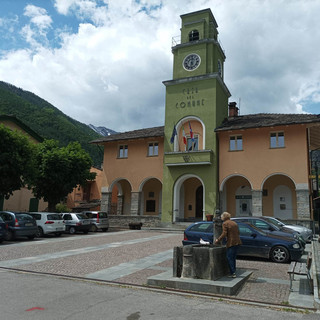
[148,142,158,156]
[146,200,156,212]
[270,132,284,148]
[187,136,198,151]
[189,29,199,42]
[118,145,128,158]
[229,135,243,151]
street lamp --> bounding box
[310,148,320,230]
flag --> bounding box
[182,125,187,145]
[189,121,194,142]
[170,124,177,144]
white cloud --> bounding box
[24,5,52,30]
[0,0,319,133]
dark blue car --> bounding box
[0,216,7,243]
[183,221,304,263]
[231,217,305,248]
[0,211,37,241]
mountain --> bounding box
[88,124,118,136]
[0,81,106,166]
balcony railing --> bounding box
[164,150,213,166]
[172,35,225,53]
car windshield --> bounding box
[239,223,267,236]
[16,214,34,222]
[47,214,63,220]
[264,217,285,227]
[189,223,213,233]
[98,212,108,218]
[76,214,89,219]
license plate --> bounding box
[56,227,63,231]
[25,223,33,226]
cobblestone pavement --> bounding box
[0,230,311,308]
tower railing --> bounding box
[171,35,225,53]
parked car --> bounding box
[28,212,66,237]
[231,216,305,248]
[182,221,304,263]
[0,216,7,243]
[261,216,313,242]
[81,211,109,232]
[0,211,37,241]
[61,213,91,234]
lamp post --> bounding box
[311,148,320,229]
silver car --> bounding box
[263,217,313,242]
[61,213,91,234]
[82,211,109,232]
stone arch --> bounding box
[261,174,297,219]
[219,174,253,217]
[173,174,205,222]
[139,177,162,216]
[107,178,133,215]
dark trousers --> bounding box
[226,245,239,274]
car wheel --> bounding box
[36,227,44,238]
[270,246,290,263]
[5,230,14,241]
[69,227,76,234]
[90,225,98,232]
[102,228,108,232]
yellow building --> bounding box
[0,115,47,212]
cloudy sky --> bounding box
[0,0,319,132]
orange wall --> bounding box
[219,125,309,189]
[102,138,164,191]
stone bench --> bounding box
[288,252,312,293]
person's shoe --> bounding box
[228,273,236,278]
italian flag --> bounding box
[182,125,187,145]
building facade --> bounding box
[216,109,320,222]
[92,8,320,224]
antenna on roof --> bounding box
[238,98,241,115]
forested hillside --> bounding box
[0,81,103,166]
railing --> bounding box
[171,35,225,53]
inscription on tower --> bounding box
[175,87,205,108]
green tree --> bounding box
[0,124,35,199]
[30,140,95,212]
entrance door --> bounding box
[236,186,252,216]
[195,186,203,219]
[238,199,251,216]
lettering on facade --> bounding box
[176,87,205,109]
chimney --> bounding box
[228,102,239,117]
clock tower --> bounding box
[161,8,231,223]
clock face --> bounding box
[183,53,201,71]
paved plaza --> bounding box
[0,229,316,310]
